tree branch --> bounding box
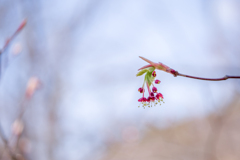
[0,124,18,160]
[0,19,27,55]
[0,19,27,160]
[176,72,240,81]
[138,56,240,81]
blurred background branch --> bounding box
[0,19,26,55]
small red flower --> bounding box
[147,97,150,102]
[138,97,143,102]
[156,93,163,100]
[150,96,155,101]
[152,71,156,77]
[152,87,157,93]
[142,97,147,102]
[150,92,154,97]
[138,87,143,93]
[155,79,160,84]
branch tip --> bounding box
[0,19,27,55]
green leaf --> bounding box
[147,67,155,72]
[149,75,155,85]
[144,68,155,86]
[136,67,155,77]
[145,72,153,86]
[136,69,148,76]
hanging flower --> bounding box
[155,79,161,84]
[152,87,157,93]
[152,71,156,77]
[136,66,164,108]
[138,87,144,93]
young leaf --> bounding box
[136,69,148,76]
[147,67,155,73]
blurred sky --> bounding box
[0,0,240,160]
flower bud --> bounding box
[138,87,143,93]
[12,119,24,136]
[155,79,161,84]
[152,87,157,93]
[25,77,40,99]
[150,92,154,97]
[152,71,156,77]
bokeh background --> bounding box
[0,0,240,160]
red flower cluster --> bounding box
[137,71,164,108]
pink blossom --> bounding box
[155,79,161,84]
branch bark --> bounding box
[176,72,240,81]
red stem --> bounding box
[146,82,151,95]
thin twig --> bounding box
[0,20,27,159]
[0,99,27,160]
[0,19,27,55]
[0,124,18,160]
[0,19,27,159]
[176,72,240,81]
[0,124,8,145]
[12,99,27,152]
[0,19,27,80]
